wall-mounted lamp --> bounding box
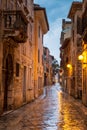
[78,54,87,64]
[78,54,84,61]
[66,63,72,69]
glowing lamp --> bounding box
[78,55,84,61]
[67,64,72,68]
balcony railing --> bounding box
[3,10,28,43]
[17,1,29,18]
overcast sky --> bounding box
[34,0,82,64]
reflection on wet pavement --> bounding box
[0,83,87,130]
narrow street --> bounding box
[0,84,87,130]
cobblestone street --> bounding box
[0,84,87,130]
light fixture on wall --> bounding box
[78,54,84,61]
[78,54,87,64]
[66,63,72,69]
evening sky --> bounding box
[34,0,82,64]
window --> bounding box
[42,55,43,65]
[29,23,32,42]
[83,68,86,94]
[42,34,43,44]
[4,15,7,28]
[77,17,82,35]
[9,16,12,27]
[28,67,32,89]
[72,30,74,42]
[38,49,40,63]
[16,63,20,77]
[66,57,68,63]
[4,15,12,28]
[38,26,40,37]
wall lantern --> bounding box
[78,54,84,61]
[78,54,87,64]
[66,63,72,68]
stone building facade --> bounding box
[60,19,72,94]
[60,0,87,106]
[0,0,49,115]
[0,0,34,115]
[33,5,49,97]
[68,1,82,98]
[81,0,87,106]
[43,47,50,86]
[43,47,56,86]
[49,55,55,85]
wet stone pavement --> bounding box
[0,84,87,130]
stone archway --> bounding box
[3,54,13,111]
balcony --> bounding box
[3,10,28,43]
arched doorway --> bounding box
[3,54,13,111]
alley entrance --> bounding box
[0,84,87,130]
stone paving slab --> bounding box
[68,95,87,125]
[0,84,87,130]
